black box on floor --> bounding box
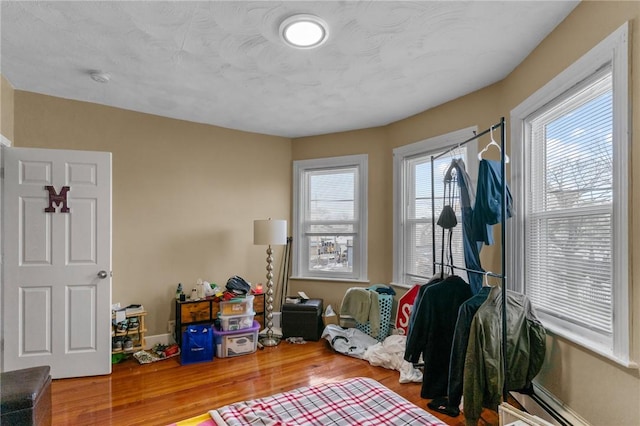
[282,298,324,341]
[0,365,52,426]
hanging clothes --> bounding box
[462,286,546,426]
[403,275,472,399]
[427,285,492,417]
[404,273,447,359]
[444,159,484,294]
[472,159,513,246]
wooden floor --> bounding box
[51,339,505,426]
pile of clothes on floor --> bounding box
[322,324,422,384]
[326,284,422,383]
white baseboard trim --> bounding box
[145,333,176,350]
[511,383,591,426]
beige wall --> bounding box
[292,1,640,425]
[1,74,15,142]
[12,92,291,336]
[5,1,639,424]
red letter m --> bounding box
[44,186,70,213]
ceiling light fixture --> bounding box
[280,14,328,49]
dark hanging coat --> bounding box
[404,275,472,399]
[427,286,493,418]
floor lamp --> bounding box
[253,219,287,347]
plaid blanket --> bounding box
[210,377,446,425]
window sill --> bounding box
[289,276,370,285]
[389,281,414,290]
[543,323,638,370]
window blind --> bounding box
[303,166,359,275]
[404,151,466,282]
[526,68,613,335]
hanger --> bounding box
[478,126,510,163]
[483,271,493,287]
[443,160,457,182]
[452,142,463,160]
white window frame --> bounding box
[392,127,477,288]
[292,155,368,281]
[509,23,631,366]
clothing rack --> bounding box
[428,117,568,425]
[429,117,509,401]
[432,262,503,279]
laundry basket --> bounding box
[355,292,393,342]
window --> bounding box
[393,128,476,286]
[510,23,630,365]
[292,155,367,281]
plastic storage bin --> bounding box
[218,311,255,331]
[213,320,260,358]
[219,295,254,316]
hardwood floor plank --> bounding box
[51,340,506,425]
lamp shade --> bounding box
[254,219,287,245]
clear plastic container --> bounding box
[219,295,254,316]
[218,311,255,331]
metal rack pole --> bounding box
[432,262,503,279]
[431,155,436,276]
[499,116,509,402]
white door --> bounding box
[2,147,112,378]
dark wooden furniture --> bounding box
[175,293,264,346]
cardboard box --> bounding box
[323,314,339,326]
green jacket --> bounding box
[463,286,546,426]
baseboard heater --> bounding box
[510,384,586,426]
[513,391,571,426]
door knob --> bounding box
[97,270,109,279]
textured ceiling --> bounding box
[0,1,579,138]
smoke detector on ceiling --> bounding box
[89,71,111,83]
[280,14,329,49]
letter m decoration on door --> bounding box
[44,185,70,213]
